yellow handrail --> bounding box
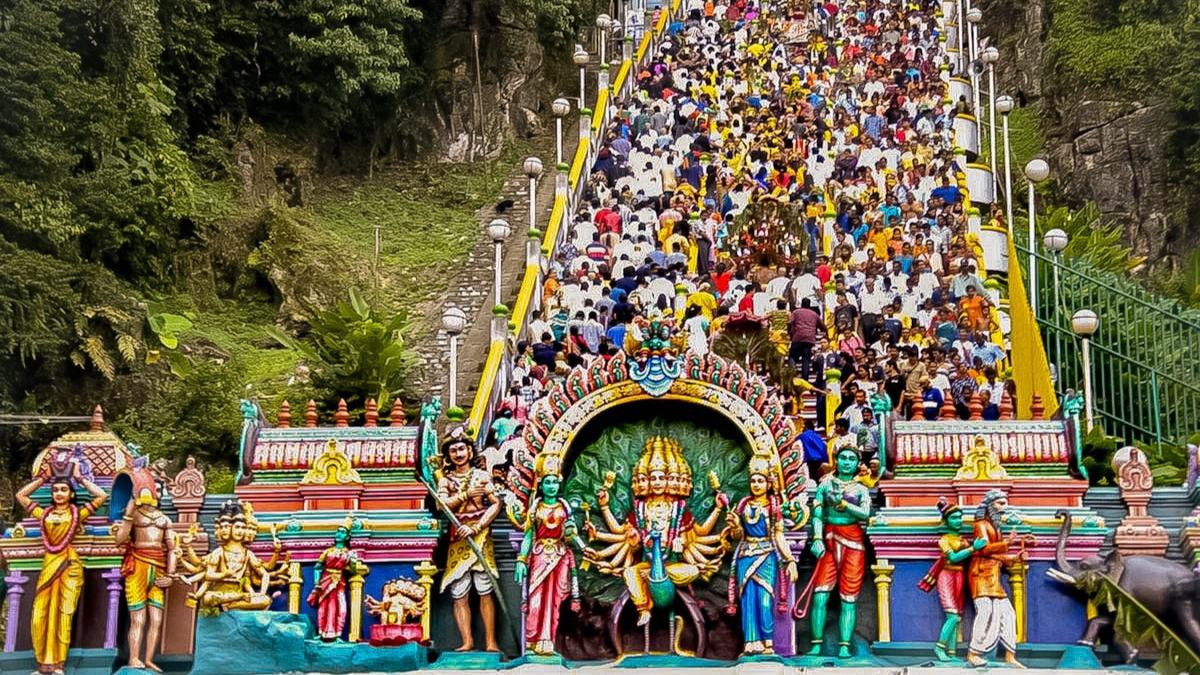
[465,0,678,437]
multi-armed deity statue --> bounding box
[584,436,729,628]
[179,499,288,613]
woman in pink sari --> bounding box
[307,523,362,641]
[514,455,579,656]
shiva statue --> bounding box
[114,465,177,672]
[584,436,728,626]
[725,451,798,656]
[802,445,870,658]
[16,458,107,675]
[514,453,582,656]
[179,499,279,613]
[435,425,502,652]
[307,519,368,641]
[918,497,983,661]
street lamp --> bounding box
[980,46,1000,190]
[1044,227,1069,380]
[996,94,1015,231]
[573,46,589,107]
[965,8,982,63]
[596,14,612,65]
[441,306,468,408]
[1071,309,1100,432]
[523,156,543,236]
[488,218,512,307]
[1024,158,1051,317]
[551,98,571,165]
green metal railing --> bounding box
[1016,242,1200,446]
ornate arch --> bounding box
[507,347,809,507]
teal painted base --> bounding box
[737,653,785,664]
[191,610,429,674]
[0,648,116,675]
[610,654,729,668]
[426,650,506,670]
[1056,644,1106,669]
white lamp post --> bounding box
[523,156,543,234]
[488,218,512,307]
[441,306,468,408]
[1044,227,1069,378]
[551,98,571,165]
[1071,309,1100,432]
[596,14,612,65]
[980,46,1000,189]
[965,8,982,63]
[996,94,1015,231]
[573,46,589,107]
[1024,158,1051,316]
[956,0,965,73]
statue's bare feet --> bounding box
[485,642,500,653]
[807,643,822,656]
[454,642,474,652]
[144,660,163,673]
[837,645,851,658]
[1004,653,1027,669]
[128,659,147,670]
[934,645,952,662]
[966,652,988,668]
[637,611,651,626]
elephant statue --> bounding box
[1047,510,1200,663]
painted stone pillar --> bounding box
[287,562,303,614]
[871,560,895,642]
[103,568,124,649]
[348,570,367,642]
[3,570,27,652]
[1009,561,1028,643]
[415,561,439,642]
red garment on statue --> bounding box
[307,547,351,639]
[524,501,574,650]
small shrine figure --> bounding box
[307,519,367,641]
[436,426,502,652]
[804,445,870,658]
[919,497,983,661]
[584,436,728,626]
[182,500,275,613]
[967,489,1029,668]
[16,460,108,675]
[725,452,798,656]
[365,578,427,625]
[514,453,581,656]
[115,465,178,672]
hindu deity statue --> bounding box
[514,453,581,656]
[307,520,368,641]
[114,464,177,672]
[584,436,728,626]
[801,445,870,658]
[629,317,683,396]
[919,497,983,661]
[725,451,798,656]
[435,426,502,652]
[180,499,279,613]
[967,488,1031,668]
[16,459,108,675]
[365,578,428,625]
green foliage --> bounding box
[269,289,416,407]
[1021,203,1142,275]
[563,414,749,602]
[1080,425,1119,486]
[112,359,247,469]
[256,0,421,128]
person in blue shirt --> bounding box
[929,176,961,205]
[921,378,944,420]
[799,418,828,482]
[879,195,901,226]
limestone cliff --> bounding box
[980,0,1196,267]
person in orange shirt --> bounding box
[958,285,985,328]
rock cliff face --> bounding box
[981,0,1187,266]
[405,0,553,162]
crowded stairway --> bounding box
[492,0,1014,474]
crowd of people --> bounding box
[490,0,1015,476]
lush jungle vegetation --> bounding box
[0,0,596,494]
